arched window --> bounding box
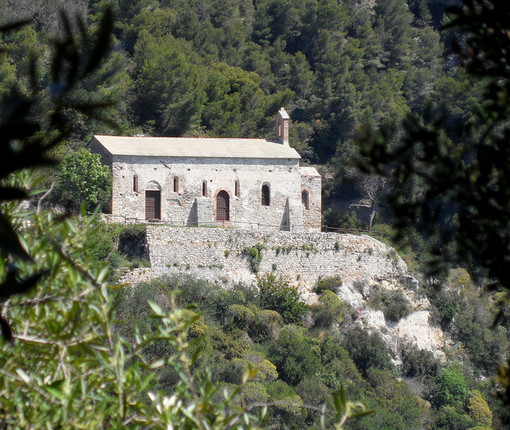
[302,190,309,210]
[173,176,179,193]
[261,184,270,206]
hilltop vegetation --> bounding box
[0,0,476,160]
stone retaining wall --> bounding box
[147,226,408,297]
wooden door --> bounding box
[145,190,161,220]
[216,191,229,221]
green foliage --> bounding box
[0,208,261,428]
[369,289,411,323]
[118,223,147,259]
[263,380,306,427]
[357,0,510,295]
[268,325,323,386]
[430,363,468,409]
[436,405,474,430]
[257,274,307,324]
[467,390,493,428]
[243,243,264,273]
[56,148,112,211]
[312,290,344,329]
[314,275,343,294]
[341,327,394,377]
[358,368,425,430]
[429,287,460,329]
[0,6,116,339]
[400,344,438,379]
[322,208,365,231]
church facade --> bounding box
[88,108,321,231]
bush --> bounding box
[341,326,394,376]
[228,304,255,330]
[431,289,460,329]
[467,390,493,428]
[321,335,364,388]
[381,290,411,322]
[243,243,264,273]
[268,325,324,386]
[264,380,306,428]
[369,289,411,322]
[258,274,307,324]
[118,223,147,259]
[242,382,270,404]
[436,405,474,430]
[250,308,284,341]
[430,364,468,409]
[314,275,343,294]
[56,148,112,212]
[400,344,439,378]
[312,290,344,329]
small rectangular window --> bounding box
[302,190,309,210]
[173,176,179,193]
[202,181,207,197]
[261,184,270,206]
[235,180,240,197]
[133,175,138,192]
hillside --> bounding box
[103,220,503,429]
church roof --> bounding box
[90,135,300,159]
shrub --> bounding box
[314,275,343,294]
[258,274,307,324]
[436,405,474,430]
[228,304,255,330]
[264,380,306,428]
[242,382,270,404]
[250,308,284,341]
[430,363,468,409]
[321,335,364,388]
[341,326,394,376]
[56,148,112,211]
[295,376,331,407]
[432,289,460,329]
[268,325,324,386]
[400,344,439,378]
[312,290,344,329]
[118,223,147,259]
[369,288,411,322]
[467,390,493,428]
[243,243,264,273]
[380,290,411,322]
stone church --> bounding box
[88,108,321,231]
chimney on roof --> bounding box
[276,107,289,146]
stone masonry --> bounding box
[146,225,408,298]
[88,108,321,231]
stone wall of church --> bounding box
[110,155,319,230]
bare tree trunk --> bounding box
[368,199,376,231]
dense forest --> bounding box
[0,0,482,212]
[1,0,509,429]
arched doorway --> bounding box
[145,190,161,220]
[216,190,230,221]
[145,181,161,220]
